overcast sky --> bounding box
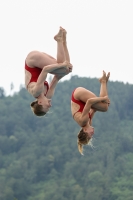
[0,0,133,95]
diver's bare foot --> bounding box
[60,26,67,43]
[54,27,63,42]
[99,70,110,83]
[59,26,67,43]
[99,70,107,83]
[106,72,110,82]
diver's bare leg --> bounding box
[61,27,70,62]
[91,71,110,111]
[99,70,110,97]
[54,27,66,63]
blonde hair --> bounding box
[77,128,93,155]
[30,101,46,116]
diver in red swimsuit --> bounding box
[71,70,110,155]
[25,27,73,116]
[25,63,49,96]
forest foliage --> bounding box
[0,76,133,200]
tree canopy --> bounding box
[0,76,133,200]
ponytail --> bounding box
[77,140,84,155]
[77,128,93,155]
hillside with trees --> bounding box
[0,76,133,200]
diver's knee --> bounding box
[104,105,109,112]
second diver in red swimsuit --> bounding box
[71,70,110,155]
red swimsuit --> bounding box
[25,63,49,95]
[71,89,91,119]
